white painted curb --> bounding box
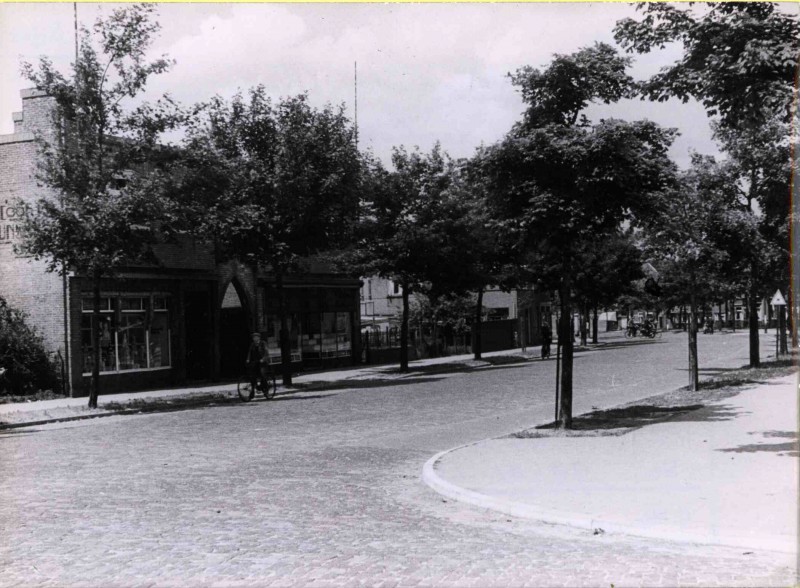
[422,444,796,555]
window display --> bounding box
[81,295,171,375]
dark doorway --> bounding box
[219,282,249,378]
[184,289,213,381]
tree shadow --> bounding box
[717,430,799,456]
[534,403,706,432]
[661,403,746,423]
[0,427,39,438]
[530,402,743,435]
[587,339,667,352]
[289,375,447,392]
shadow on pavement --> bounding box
[293,375,447,392]
[0,428,38,438]
[533,403,706,432]
[660,403,746,423]
[588,339,667,352]
[717,430,799,456]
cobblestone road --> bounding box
[1,332,795,586]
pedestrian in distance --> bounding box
[541,322,552,359]
[245,331,270,400]
[704,317,714,334]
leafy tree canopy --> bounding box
[179,86,362,271]
[614,2,800,130]
[509,42,636,128]
[17,3,179,277]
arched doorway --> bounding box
[219,280,250,378]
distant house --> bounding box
[359,277,551,352]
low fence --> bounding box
[359,319,519,365]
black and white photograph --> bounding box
[0,2,798,586]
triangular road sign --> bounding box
[770,289,787,306]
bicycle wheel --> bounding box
[262,372,277,400]
[237,376,255,402]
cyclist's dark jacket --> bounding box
[247,340,269,364]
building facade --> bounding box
[1,89,361,396]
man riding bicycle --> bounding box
[245,332,270,400]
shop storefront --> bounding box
[1,88,362,397]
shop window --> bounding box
[320,312,352,357]
[81,294,171,375]
[487,307,510,321]
[118,313,147,370]
[336,312,352,356]
[81,312,117,374]
[263,314,302,363]
[301,313,322,359]
[149,312,171,368]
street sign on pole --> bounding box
[770,290,789,356]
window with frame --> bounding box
[81,295,171,375]
[387,280,403,297]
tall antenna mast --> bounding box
[74,3,79,63]
[354,61,358,151]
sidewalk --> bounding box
[424,373,799,554]
[0,348,533,428]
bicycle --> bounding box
[237,364,277,402]
[640,323,663,339]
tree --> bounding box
[614,2,800,366]
[0,296,59,395]
[458,156,535,360]
[17,4,178,408]
[478,43,677,427]
[644,154,757,389]
[180,87,362,385]
[572,230,644,345]
[354,145,460,371]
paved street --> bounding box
[1,331,794,587]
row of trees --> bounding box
[17,4,797,424]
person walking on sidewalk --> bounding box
[246,332,270,400]
[541,322,552,359]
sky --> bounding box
[0,2,770,169]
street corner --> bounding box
[421,376,799,555]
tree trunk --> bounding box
[746,186,760,367]
[779,305,788,355]
[276,271,292,386]
[730,299,736,332]
[591,302,598,344]
[559,265,574,429]
[748,275,760,367]
[688,283,699,392]
[473,288,483,360]
[88,269,101,409]
[400,283,409,372]
[579,300,588,347]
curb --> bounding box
[422,443,795,554]
[0,384,343,430]
[0,408,141,430]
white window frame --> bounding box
[81,294,172,376]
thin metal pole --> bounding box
[74,3,79,62]
[354,61,358,150]
[555,312,561,427]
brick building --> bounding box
[0,89,361,396]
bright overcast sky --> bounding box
[3,2,790,169]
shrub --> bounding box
[0,296,59,395]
